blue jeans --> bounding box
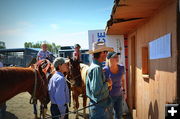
[33,104,37,114]
[0,103,6,119]
[111,95,123,119]
[89,99,113,119]
[50,104,69,119]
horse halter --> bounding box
[68,60,82,87]
[29,69,38,104]
[65,74,81,86]
[30,60,50,105]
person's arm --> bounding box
[121,74,126,91]
[73,52,77,60]
[78,51,81,61]
[36,51,41,61]
[121,74,127,100]
[0,62,3,67]
[103,67,112,90]
[91,67,109,102]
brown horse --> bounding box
[29,59,53,119]
[0,66,49,105]
[67,58,89,119]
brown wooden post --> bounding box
[177,0,180,103]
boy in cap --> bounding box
[48,57,70,119]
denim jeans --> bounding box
[111,95,123,119]
[0,103,6,119]
[50,104,69,119]
[89,99,113,119]
[33,104,37,114]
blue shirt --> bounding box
[104,65,125,96]
[48,71,70,114]
[86,60,110,106]
[37,50,51,61]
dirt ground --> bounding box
[4,92,89,119]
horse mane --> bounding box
[80,63,89,84]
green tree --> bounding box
[24,41,61,54]
[24,42,33,48]
[0,41,6,49]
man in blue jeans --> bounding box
[48,57,70,119]
[86,42,114,119]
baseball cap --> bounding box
[53,57,69,68]
[107,52,120,59]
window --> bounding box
[142,47,149,74]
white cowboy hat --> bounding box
[88,42,114,54]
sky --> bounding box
[0,0,114,49]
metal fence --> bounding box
[0,48,39,67]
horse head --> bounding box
[31,59,53,105]
[67,57,82,87]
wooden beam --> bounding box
[177,0,180,103]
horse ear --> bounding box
[68,56,73,62]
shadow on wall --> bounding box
[148,58,176,80]
[148,100,159,119]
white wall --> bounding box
[88,30,125,66]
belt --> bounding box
[51,103,68,107]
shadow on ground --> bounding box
[4,111,18,119]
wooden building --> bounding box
[106,0,180,118]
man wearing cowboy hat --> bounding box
[86,42,114,119]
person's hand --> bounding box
[59,116,64,119]
[122,90,127,100]
[107,79,112,87]
[108,86,112,91]
[123,93,127,100]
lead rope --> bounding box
[45,96,109,119]
[30,69,38,104]
[65,74,81,85]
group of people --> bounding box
[86,42,126,119]
[36,43,81,119]
[46,42,126,119]
[1,41,126,119]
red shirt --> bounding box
[73,51,81,61]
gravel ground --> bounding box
[4,92,89,119]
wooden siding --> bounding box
[127,1,177,119]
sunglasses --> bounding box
[103,51,108,53]
[113,56,119,58]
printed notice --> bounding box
[149,33,171,59]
